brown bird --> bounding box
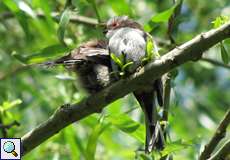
[104,16,164,153]
[45,40,112,94]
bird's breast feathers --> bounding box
[108,27,146,63]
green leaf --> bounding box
[122,61,134,72]
[144,6,175,32]
[57,8,71,44]
[15,0,36,18]
[34,0,56,30]
[64,126,80,160]
[108,113,145,143]
[151,7,175,23]
[144,34,160,64]
[171,69,179,79]
[146,36,154,61]
[212,16,230,28]
[86,117,110,160]
[2,0,31,39]
[110,53,124,68]
[12,44,70,64]
[1,99,22,111]
[107,0,133,16]
[220,43,229,64]
[161,139,191,156]
[224,38,230,45]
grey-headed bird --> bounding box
[104,16,164,153]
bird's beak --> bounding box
[103,29,108,34]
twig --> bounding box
[0,65,31,81]
[20,23,230,155]
[199,109,230,160]
[0,120,20,138]
[200,57,230,70]
[208,139,230,160]
[0,118,7,138]
[0,120,20,129]
[0,11,99,26]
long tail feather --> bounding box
[154,78,163,107]
[134,82,164,153]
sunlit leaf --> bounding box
[110,53,124,68]
[122,61,134,72]
[1,99,22,111]
[151,7,175,23]
[212,16,229,28]
[144,6,175,32]
[16,0,36,18]
[146,36,154,60]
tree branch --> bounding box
[0,120,20,138]
[200,57,230,70]
[209,139,230,160]
[0,120,20,130]
[0,11,99,26]
[21,23,230,155]
[199,109,230,160]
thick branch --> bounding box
[209,139,230,160]
[21,23,230,155]
[199,109,230,160]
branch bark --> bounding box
[21,22,230,155]
[209,139,230,160]
[199,109,230,160]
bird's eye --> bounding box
[112,22,118,27]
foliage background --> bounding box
[0,0,229,159]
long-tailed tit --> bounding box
[105,16,164,153]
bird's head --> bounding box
[104,16,143,38]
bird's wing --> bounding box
[80,47,110,67]
[42,47,110,68]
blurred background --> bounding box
[0,0,229,159]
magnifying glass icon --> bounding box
[3,141,18,157]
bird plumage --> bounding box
[45,40,112,94]
[105,16,164,153]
